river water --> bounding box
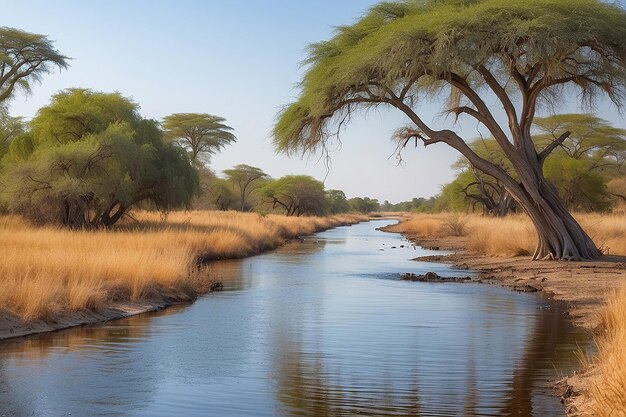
[0,220,591,417]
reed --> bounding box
[386,212,626,257]
[588,284,626,416]
[0,211,367,321]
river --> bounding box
[0,220,591,416]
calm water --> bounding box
[0,220,591,417]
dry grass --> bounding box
[0,211,367,321]
[386,212,626,257]
[587,284,626,417]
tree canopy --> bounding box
[223,164,269,211]
[274,0,626,260]
[162,113,236,166]
[260,175,327,216]
[0,89,198,227]
[0,27,69,104]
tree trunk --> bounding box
[501,160,600,261]
[449,132,600,261]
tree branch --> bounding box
[539,130,570,164]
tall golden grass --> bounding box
[0,211,367,321]
[385,212,626,257]
[588,284,626,416]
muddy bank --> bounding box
[385,230,626,417]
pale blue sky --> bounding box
[3,1,625,202]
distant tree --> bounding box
[0,27,68,104]
[325,189,349,214]
[223,164,269,211]
[348,197,379,214]
[535,114,626,211]
[206,177,237,211]
[450,115,626,213]
[273,0,626,259]
[0,89,198,227]
[260,175,326,216]
[162,113,236,166]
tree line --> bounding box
[0,26,381,226]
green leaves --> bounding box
[162,113,236,166]
[0,26,69,103]
[274,0,626,155]
[0,89,198,227]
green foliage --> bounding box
[0,106,25,162]
[223,164,269,211]
[0,27,69,103]
[30,88,140,146]
[325,189,350,214]
[259,175,327,216]
[162,113,236,166]
[435,171,475,212]
[0,89,198,227]
[347,196,380,213]
[206,176,237,211]
[444,114,625,212]
[274,0,626,155]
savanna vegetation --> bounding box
[2,1,626,413]
[274,0,626,260]
[0,211,367,321]
[0,25,371,326]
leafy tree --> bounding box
[535,114,626,210]
[206,176,237,211]
[0,27,68,104]
[274,0,626,260]
[0,106,24,161]
[348,197,380,213]
[449,115,626,213]
[162,113,236,166]
[325,189,350,214]
[260,175,326,216]
[0,89,198,227]
[223,164,269,211]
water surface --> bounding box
[0,220,590,416]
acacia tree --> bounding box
[1,89,198,227]
[274,0,626,260]
[223,164,269,211]
[162,113,236,166]
[0,27,68,104]
[260,175,326,216]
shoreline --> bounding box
[384,228,626,416]
[0,219,366,343]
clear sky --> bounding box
[3,1,625,202]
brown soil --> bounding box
[398,233,626,417]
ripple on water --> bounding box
[0,220,590,417]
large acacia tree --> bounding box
[0,27,68,104]
[274,0,626,260]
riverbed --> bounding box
[0,220,591,416]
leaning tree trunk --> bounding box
[500,152,601,261]
[451,133,600,261]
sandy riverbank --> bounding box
[382,225,626,416]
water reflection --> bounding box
[0,220,589,417]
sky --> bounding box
[3,0,625,202]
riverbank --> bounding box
[382,213,626,417]
[0,211,368,341]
